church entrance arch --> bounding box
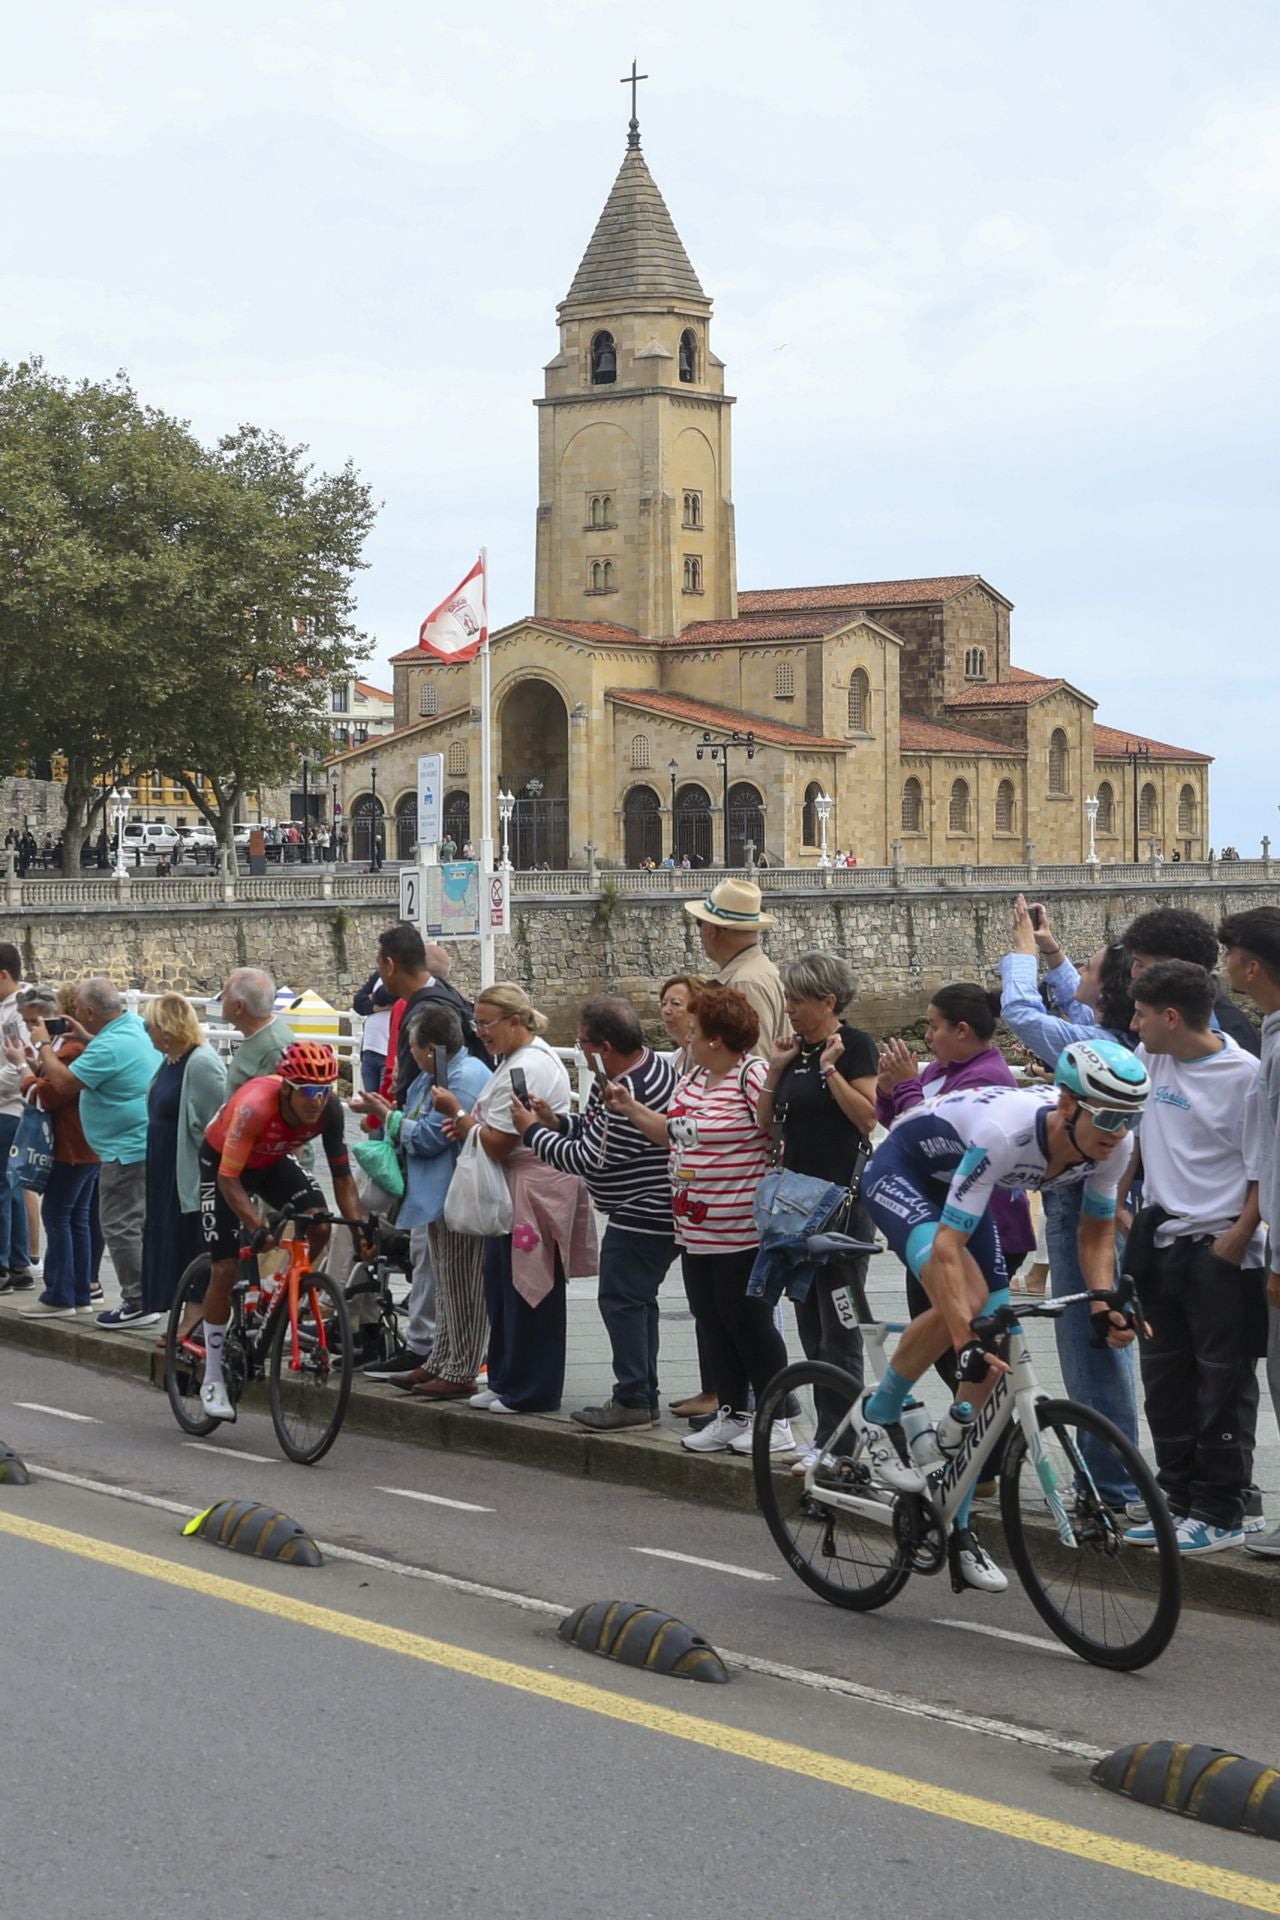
[443,789,471,851]
[499,679,570,868]
[394,793,418,861]
[351,793,384,864]
[622,785,662,866]
[728,781,765,866]
[674,783,713,866]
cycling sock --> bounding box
[865,1366,912,1425]
[955,1490,975,1529]
[203,1321,229,1386]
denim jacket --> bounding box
[746,1168,847,1306]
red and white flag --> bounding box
[418,556,487,662]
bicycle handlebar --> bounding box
[971,1274,1140,1345]
[243,1204,377,1257]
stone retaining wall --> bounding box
[2,878,1275,1041]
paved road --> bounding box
[1,1346,1277,1917]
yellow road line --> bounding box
[1,1509,1277,1912]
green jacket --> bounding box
[177,1043,228,1214]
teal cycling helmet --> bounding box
[1055,1037,1149,1112]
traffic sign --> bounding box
[399,866,422,926]
[417,753,443,847]
[484,868,508,936]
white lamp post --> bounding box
[1084,793,1100,866]
[814,792,834,868]
[109,786,132,878]
[497,785,515,872]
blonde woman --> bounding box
[140,993,225,1318]
[436,982,594,1413]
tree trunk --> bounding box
[61,755,99,874]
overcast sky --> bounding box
[5,1,1277,849]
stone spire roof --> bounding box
[560,145,706,313]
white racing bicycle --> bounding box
[753,1236,1182,1670]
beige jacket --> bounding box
[713,942,789,1057]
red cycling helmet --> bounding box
[276,1040,340,1086]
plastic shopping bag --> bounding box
[443,1127,513,1237]
[9,1101,55,1195]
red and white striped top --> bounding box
[667,1059,771,1253]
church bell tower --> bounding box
[534,88,737,640]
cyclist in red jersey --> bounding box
[196,1041,367,1421]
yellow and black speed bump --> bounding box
[0,1443,31,1485]
[558,1601,730,1683]
[1093,1741,1280,1840]
[182,1500,323,1566]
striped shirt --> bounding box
[668,1058,771,1252]
[525,1048,676,1236]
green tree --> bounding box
[0,361,376,870]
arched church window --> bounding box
[964,647,986,679]
[447,740,468,777]
[901,778,923,833]
[683,555,703,593]
[1096,781,1116,835]
[418,682,438,717]
[802,780,824,847]
[774,661,794,699]
[590,497,602,528]
[630,734,651,770]
[1048,728,1069,795]
[590,562,603,592]
[995,778,1016,834]
[602,560,614,589]
[590,331,617,385]
[1139,783,1159,834]
[679,329,697,383]
[948,778,971,834]
[682,491,702,529]
[848,667,870,731]
[1178,784,1197,835]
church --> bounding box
[329,112,1210,872]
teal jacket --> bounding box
[175,1043,228,1214]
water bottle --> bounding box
[899,1400,942,1467]
[936,1400,975,1455]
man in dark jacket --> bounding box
[373,923,479,1103]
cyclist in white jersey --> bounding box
[858,1040,1149,1587]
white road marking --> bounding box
[183,1441,274,1464]
[934,1618,1069,1655]
[22,1463,1104,1760]
[377,1486,494,1514]
[632,1546,777,1583]
[14,1403,100,1424]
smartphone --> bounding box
[1030,905,1044,930]
[589,1049,610,1090]
[433,1045,449,1089]
[509,1065,529,1106]
[45,1016,68,1038]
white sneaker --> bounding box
[955,1527,1008,1593]
[487,1397,520,1414]
[469,1387,500,1409]
[849,1396,927,1495]
[730,1418,795,1456]
[681,1408,750,1453]
[200,1379,236,1423]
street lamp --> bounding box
[109,785,132,878]
[497,785,515,871]
[331,776,339,861]
[1084,793,1100,866]
[695,728,757,866]
[368,753,382,871]
[668,759,679,861]
[814,791,834,867]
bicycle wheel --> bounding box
[753,1361,911,1611]
[267,1270,352,1464]
[1000,1397,1181,1670]
[164,1256,218,1436]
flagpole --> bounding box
[478,547,496,989]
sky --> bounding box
[4,0,1278,850]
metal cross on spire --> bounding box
[619,58,648,148]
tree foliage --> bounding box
[0,360,376,867]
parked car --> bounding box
[122,821,180,853]
[177,822,217,849]
[233,825,253,849]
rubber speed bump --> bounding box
[1093,1741,1280,1840]
[182,1500,323,1567]
[558,1601,729,1683]
[0,1443,31,1485]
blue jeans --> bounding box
[1042,1185,1140,1506]
[360,1049,387,1094]
[598,1225,677,1409]
[0,1112,32,1274]
[41,1162,99,1307]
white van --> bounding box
[121,820,180,853]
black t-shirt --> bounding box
[774,1022,878,1185]
[393,979,481,1104]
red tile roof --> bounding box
[670,614,852,646]
[1093,724,1212,765]
[605,688,846,750]
[353,680,393,702]
[738,575,989,613]
[946,677,1078,708]
[900,714,1026,757]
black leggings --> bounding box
[681,1247,787,1417]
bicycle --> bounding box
[164,1204,362,1465]
[341,1215,414,1367]
[753,1234,1182,1670]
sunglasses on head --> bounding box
[1079,1103,1137,1134]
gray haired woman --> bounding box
[756,951,879,1472]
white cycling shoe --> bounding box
[955,1527,1008,1593]
[849,1396,927,1496]
[200,1379,236,1423]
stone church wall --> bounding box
[4,878,1272,1045]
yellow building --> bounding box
[330,119,1210,869]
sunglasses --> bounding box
[290,1083,331,1100]
[1079,1104,1138,1135]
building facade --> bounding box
[330,123,1210,868]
